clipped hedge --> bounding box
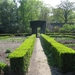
[40,34,75,73]
[48,34,75,38]
[46,33,75,35]
[46,33,75,39]
[0,62,8,74]
[9,34,36,75]
[0,36,9,40]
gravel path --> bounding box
[26,38,51,75]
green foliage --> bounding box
[18,0,43,33]
[51,0,75,23]
[45,28,50,33]
[59,24,75,33]
[0,62,8,74]
[9,34,36,75]
[51,8,64,23]
[0,0,75,34]
[41,34,75,73]
[0,36,9,40]
[0,0,18,33]
[0,0,52,34]
[53,26,60,32]
[5,48,11,53]
[38,4,51,22]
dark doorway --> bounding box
[30,20,46,37]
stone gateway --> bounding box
[30,21,46,36]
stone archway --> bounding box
[30,20,46,36]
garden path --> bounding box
[26,38,52,75]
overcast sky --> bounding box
[42,0,75,7]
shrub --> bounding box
[5,49,11,53]
[0,36,9,40]
[59,24,75,33]
[0,62,8,74]
[9,34,36,75]
[40,34,75,73]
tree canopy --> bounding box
[51,0,75,23]
[0,0,75,34]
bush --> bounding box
[0,36,9,40]
[40,34,75,73]
[5,49,11,53]
[45,28,50,33]
[0,62,8,74]
[9,34,36,75]
[59,24,75,33]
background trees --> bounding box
[0,0,43,33]
[0,0,75,34]
[18,0,42,33]
[51,0,75,23]
[59,24,75,33]
[0,0,17,33]
[38,4,51,21]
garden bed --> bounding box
[54,37,75,50]
[48,33,75,50]
[0,36,25,66]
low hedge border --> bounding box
[47,34,75,38]
[9,34,36,75]
[46,33,75,39]
[0,62,8,74]
[46,33,75,36]
[40,34,75,73]
[0,36,9,40]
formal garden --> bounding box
[0,33,75,75]
[47,33,75,50]
[0,0,75,75]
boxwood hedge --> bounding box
[9,34,36,75]
[0,62,8,74]
[40,34,75,73]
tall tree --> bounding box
[51,8,64,23]
[57,0,75,23]
[0,0,18,33]
[39,4,51,22]
[18,0,42,33]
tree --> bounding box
[18,0,43,33]
[58,0,75,23]
[39,4,51,22]
[0,0,52,33]
[0,0,19,33]
[59,24,75,33]
[51,8,64,23]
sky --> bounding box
[42,0,75,7]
